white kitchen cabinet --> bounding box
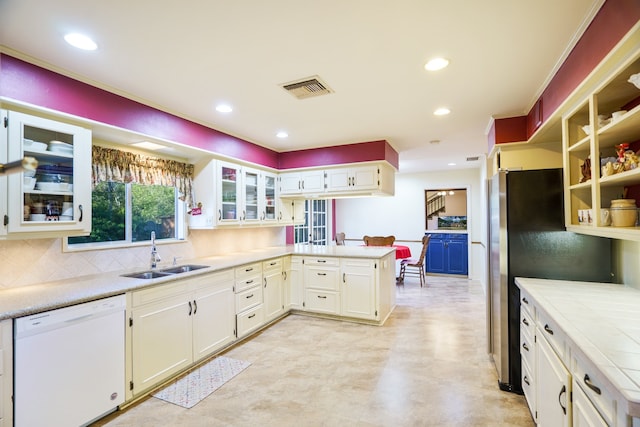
[325,164,380,193]
[261,171,278,223]
[279,169,325,196]
[303,256,340,315]
[4,110,91,238]
[0,110,7,239]
[0,320,12,427]
[234,262,265,337]
[340,258,377,320]
[217,161,242,225]
[286,256,304,310]
[129,270,235,396]
[263,258,284,322]
[520,306,536,420]
[536,333,572,426]
[573,377,608,427]
[278,198,305,225]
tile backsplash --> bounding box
[0,227,285,289]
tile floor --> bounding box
[93,275,535,426]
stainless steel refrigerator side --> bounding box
[488,171,510,389]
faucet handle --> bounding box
[173,256,180,266]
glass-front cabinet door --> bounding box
[242,167,259,224]
[0,111,7,238]
[262,171,278,224]
[5,111,91,236]
[216,161,240,224]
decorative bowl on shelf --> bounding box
[629,73,640,89]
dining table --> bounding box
[393,245,411,260]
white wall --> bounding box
[335,166,488,291]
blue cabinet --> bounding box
[426,233,468,275]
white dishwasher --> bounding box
[14,294,126,427]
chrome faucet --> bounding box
[150,231,161,269]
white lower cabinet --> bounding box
[286,256,303,309]
[303,257,340,315]
[536,333,571,426]
[129,270,235,396]
[235,262,265,338]
[0,320,12,427]
[263,258,285,322]
[341,258,377,320]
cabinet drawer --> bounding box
[262,258,282,273]
[235,262,262,279]
[521,356,536,421]
[235,285,263,313]
[187,269,233,292]
[572,354,615,425]
[304,257,339,267]
[236,305,264,338]
[520,311,535,372]
[131,281,189,307]
[519,288,534,319]
[235,273,262,293]
[536,308,566,361]
[305,290,340,314]
[304,266,339,291]
[572,377,608,427]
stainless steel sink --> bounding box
[160,264,209,274]
[121,264,208,279]
[121,271,174,280]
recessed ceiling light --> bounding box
[424,57,449,71]
[434,107,451,116]
[276,131,289,138]
[64,33,97,51]
[215,104,233,113]
[448,162,457,166]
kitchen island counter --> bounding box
[516,277,640,420]
[0,244,395,320]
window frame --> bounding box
[293,199,332,245]
[63,182,187,252]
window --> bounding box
[294,199,330,245]
[67,182,185,249]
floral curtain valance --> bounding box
[92,145,194,206]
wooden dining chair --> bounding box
[335,232,345,245]
[363,235,395,246]
[398,235,431,286]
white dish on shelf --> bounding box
[23,139,48,152]
[59,215,73,221]
[23,176,36,191]
[35,182,70,192]
[629,73,640,90]
[48,140,74,154]
[29,214,46,221]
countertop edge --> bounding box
[0,244,395,321]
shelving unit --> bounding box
[563,47,640,241]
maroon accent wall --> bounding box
[0,55,280,168]
[489,0,640,147]
[0,54,398,170]
[278,140,399,170]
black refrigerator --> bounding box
[487,168,612,393]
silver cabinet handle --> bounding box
[522,317,529,326]
[558,385,567,415]
[78,204,83,222]
[544,324,554,335]
[522,342,529,352]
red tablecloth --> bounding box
[393,245,411,259]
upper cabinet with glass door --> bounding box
[4,111,91,237]
[217,161,241,225]
[261,171,278,225]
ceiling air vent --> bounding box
[281,76,333,100]
[466,156,480,162]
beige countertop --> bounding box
[0,244,395,321]
[515,277,640,418]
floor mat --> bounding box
[152,356,251,409]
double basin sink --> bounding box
[121,264,209,279]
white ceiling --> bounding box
[0,0,604,173]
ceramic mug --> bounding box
[599,208,611,226]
